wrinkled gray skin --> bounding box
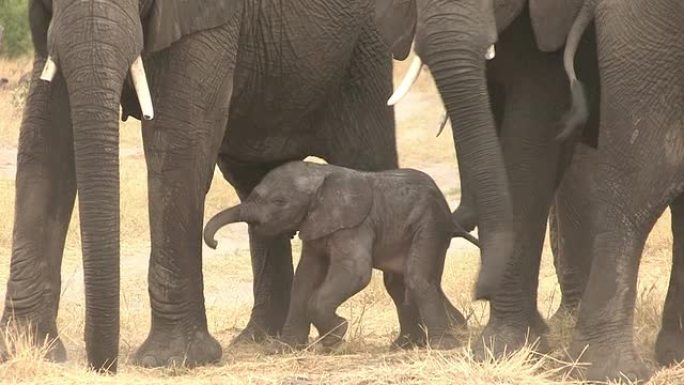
[433,0,601,363]
[545,0,684,381]
[1,0,515,372]
[204,161,467,351]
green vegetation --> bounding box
[0,0,31,57]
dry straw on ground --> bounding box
[0,58,681,384]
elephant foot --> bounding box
[452,205,477,232]
[316,318,348,348]
[655,328,684,366]
[135,328,221,368]
[428,334,461,350]
[230,322,269,346]
[389,331,427,351]
[472,315,549,361]
[548,303,579,328]
[0,322,66,363]
[263,336,308,355]
[569,337,651,383]
[43,337,67,362]
[231,312,284,346]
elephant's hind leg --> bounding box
[135,24,238,368]
[384,273,426,350]
[1,65,75,363]
[405,235,461,350]
[656,193,684,366]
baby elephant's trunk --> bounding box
[204,204,244,249]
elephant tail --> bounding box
[558,0,598,142]
[451,218,481,249]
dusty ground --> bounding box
[0,58,681,384]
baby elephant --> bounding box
[204,161,467,351]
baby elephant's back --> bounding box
[374,169,454,235]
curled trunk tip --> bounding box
[204,204,244,249]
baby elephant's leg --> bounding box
[308,249,372,348]
[406,236,461,349]
[275,244,328,351]
[383,273,426,349]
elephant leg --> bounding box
[405,235,460,350]
[217,157,298,343]
[655,193,684,366]
[1,66,75,362]
[474,13,575,359]
[308,240,373,349]
[273,244,327,351]
[549,145,596,324]
[383,273,426,350]
[135,24,237,368]
[569,197,662,382]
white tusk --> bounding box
[40,56,57,82]
[485,44,496,61]
[436,110,449,137]
[387,56,423,106]
[130,55,154,121]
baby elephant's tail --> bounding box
[452,220,480,248]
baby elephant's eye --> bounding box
[272,198,287,207]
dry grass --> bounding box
[0,58,679,384]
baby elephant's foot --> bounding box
[264,339,302,355]
[428,334,461,350]
[390,332,427,351]
[316,318,349,349]
[264,333,309,355]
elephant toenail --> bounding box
[140,355,158,367]
[169,356,185,366]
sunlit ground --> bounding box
[0,57,680,384]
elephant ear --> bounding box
[299,173,374,241]
[374,0,417,60]
[529,0,584,52]
[144,0,242,53]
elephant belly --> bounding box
[372,238,412,275]
[221,0,370,162]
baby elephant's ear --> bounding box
[299,173,373,241]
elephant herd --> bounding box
[0,0,682,383]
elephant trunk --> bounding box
[415,1,514,300]
[204,204,246,249]
[51,0,144,373]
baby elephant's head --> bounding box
[203,161,373,249]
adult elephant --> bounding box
[386,0,600,359]
[549,0,684,380]
[0,0,513,372]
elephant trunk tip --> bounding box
[204,232,219,250]
[203,204,244,249]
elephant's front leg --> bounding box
[1,64,75,362]
[216,158,295,343]
[135,25,237,368]
[266,243,327,353]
